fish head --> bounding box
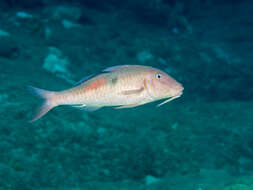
[146,69,184,101]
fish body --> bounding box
[29,65,183,122]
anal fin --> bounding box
[73,104,101,112]
[73,104,86,108]
[84,106,101,112]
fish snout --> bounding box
[171,83,184,97]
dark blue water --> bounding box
[0,0,253,189]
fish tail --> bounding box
[27,85,57,122]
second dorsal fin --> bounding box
[103,65,132,72]
[75,65,133,86]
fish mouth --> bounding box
[157,92,183,107]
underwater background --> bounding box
[0,0,253,189]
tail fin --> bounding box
[27,85,56,122]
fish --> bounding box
[28,65,184,122]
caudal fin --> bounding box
[27,85,56,122]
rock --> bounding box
[43,47,74,83]
[61,19,79,29]
[145,175,160,186]
[16,11,33,19]
[43,47,70,75]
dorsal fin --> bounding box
[75,74,95,86]
[75,65,134,86]
[73,104,101,111]
[74,66,116,86]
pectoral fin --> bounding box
[121,87,144,95]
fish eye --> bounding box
[155,73,162,79]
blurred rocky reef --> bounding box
[0,0,252,189]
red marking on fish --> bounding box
[84,78,106,91]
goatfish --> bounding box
[28,65,183,122]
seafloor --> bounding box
[0,0,252,189]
